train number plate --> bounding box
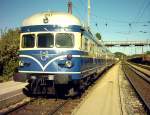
[48,75,54,80]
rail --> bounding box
[122,61,150,113]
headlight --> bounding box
[19,61,24,67]
[65,60,73,68]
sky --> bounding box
[0,0,150,54]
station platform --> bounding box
[73,63,124,115]
[0,81,27,96]
[0,81,27,102]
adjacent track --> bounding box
[122,61,150,113]
[3,98,70,115]
[0,91,84,115]
[131,62,150,71]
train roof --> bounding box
[21,11,111,52]
[22,11,81,27]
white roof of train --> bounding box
[22,11,81,27]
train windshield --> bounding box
[38,33,54,48]
[22,34,35,48]
[55,33,74,48]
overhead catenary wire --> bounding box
[90,12,150,35]
[79,0,87,15]
[72,0,87,23]
[73,0,87,15]
[132,0,147,23]
[71,0,149,36]
[132,0,150,24]
[90,12,150,24]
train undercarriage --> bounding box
[14,65,112,98]
[21,73,99,98]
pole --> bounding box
[68,0,72,14]
[88,0,90,27]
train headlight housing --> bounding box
[65,60,73,68]
[67,54,72,60]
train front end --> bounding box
[18,12,82,96]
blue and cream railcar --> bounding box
[18,11,114,95]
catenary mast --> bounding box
[88,0,91,27]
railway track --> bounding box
[0,65,114,115]
[0,90,29,113]
[0,73,103,115]
[122,61,150,113]
[2,97,74,115]
[131,62,150,71]
[0,88,87,115]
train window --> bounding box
[22,34,35,48]
[84,38,88,50]
[55,33,74,48]
[38,33,54,48]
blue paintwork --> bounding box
[20,25,95,42]
[19,24,109,81]
[19,50,88,56]
[19,50,83,72]
[21,25,83,33]
[18,49,106,80]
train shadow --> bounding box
[22,86,81,100]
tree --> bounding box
[114,52,126,59]
[146,51,150,54]
[0,28,20,81]
[95,33,101,40]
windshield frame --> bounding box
[37,33,54,48]
[55,33,74,48]
[21,34,35,48]
[20,32,75,49]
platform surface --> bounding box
[73,63,122,115]
[0,81,27,96]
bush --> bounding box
[0,28,20,81]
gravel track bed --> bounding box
[122,62,150,114]
[4,85,92,115]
